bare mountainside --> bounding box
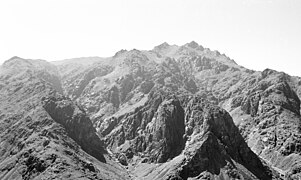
[1,41,301,179]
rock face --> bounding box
[178,97,270,179]
[42,92,106,163]
[2,41,301,179]
[101,91,186,164]
[146,98,185,163]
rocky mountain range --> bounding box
[1,41,301,179]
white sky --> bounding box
[0,0,301,76]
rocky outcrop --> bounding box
[42,92,106,162]
[145,98,185,163]
[176,97,272,179]
[102,91,186,164]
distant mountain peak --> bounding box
[153,42,170,50]
[3,56,28,67]
[183,41,205,51]
[185,41,199,48]
[8,56,22,61]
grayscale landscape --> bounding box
[1,41,301,179]
[1,0,301,180]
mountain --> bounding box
[1,41,301,179]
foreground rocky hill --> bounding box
[1,41,301,179]
[0,57,131,180]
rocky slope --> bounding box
[223,70,301,179]
[1,41,301,179]
[122,95,273,179]
[0,57,131,180]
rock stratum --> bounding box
[1,42,301,179]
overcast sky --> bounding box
[0,0,300,76]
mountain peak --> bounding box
[153,42,170,50]
[3,56,29,68]
[8,56,22,60]
[181,41,205,51]
[185,41,199,48]
[113,49,128,58]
